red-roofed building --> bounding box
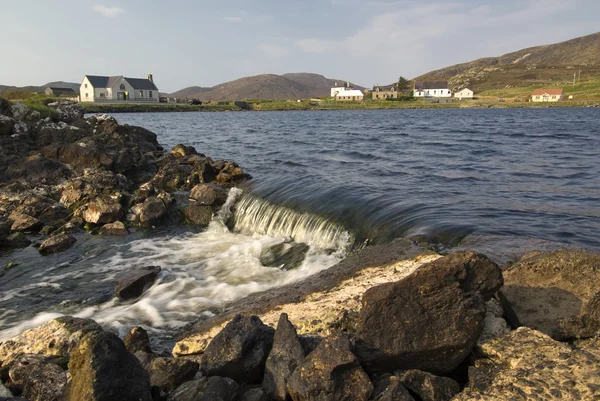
[531,88,564,102]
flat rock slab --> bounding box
[38,234,76,255]
[115,266,161,300]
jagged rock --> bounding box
[200,315,275,384]
[115,266,161,300]
[0,114,15,136]
[58,169,131,209]
[0,317,102,368]
[189,183,228,206]
[260,241,309,271]
[371,375,415,401]
[167,376,239,401]
[453,327,600,400]
[500,249,600,340]
[99,221,129,236]
[171,144,198,158]
[183,205,212,227]
[124,326,152,354]
[355,251,503,375]
[4,156,72,186]
[38,234,76,255]
[47,100,85,123]
[287,333,373,401]
[9,212,43,232]
[263,313,305,401]
[240,388,268,401]
[477,298,510,346]
[67,330,152,401]
[130,196,167,225]
[396,370,460,401]
[11,102,39,123]
[148,357,199,393]
[8,354,67,401]
[2,232,31,248]
[83,195,123,225]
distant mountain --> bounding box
[414,31,600,93]
[170,73,365,100]
[0,81,79,95]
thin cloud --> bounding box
[224,16,243,23]
[92,5,124,18]
[258,43,290,59]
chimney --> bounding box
[147,74,153,82]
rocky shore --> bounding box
[0,98,599,400]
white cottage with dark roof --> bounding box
[413,81,452,98]
[79,74,159,103]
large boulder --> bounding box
[500,249,600,340]
[10,102,40,123]
[8,354,67,401]
[189,184,228,206]
[200,315,275,384]
[262,313,305,401]
[453,327,600,400]
[355,251,503,375]
[47,100,85,123]
[286,333,373,401]
[130,196,167,225]
[115,266,161,300]
[167,376,239,401]
[67,330,152,401]
[38,234,76,255]
[83,195,123,225]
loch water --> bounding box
[1,108,599,346]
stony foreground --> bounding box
[0,245,598,401]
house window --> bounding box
[85,84,88,89]
[536,96,540,100]
[139,91,143,97]
[120,84,126,90]
[99,93,105,98]
[149,91,153,98]
[552,95,556,99]
[85,93,88,98]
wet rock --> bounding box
[355,251,503,375]
[453,327,600,400]
[99,221,129,236]
[8,354,67,401]
[263,313,305,401]
[371,375,415,401]
[0,317,102,368]
[38,234,76,255]
[130,196,167,225]
[240,388,267,401]
[396,370,460,401]
[287,333,373,401]
[200,315,275,384]
[47,100,85,123]
[9,212,43,232]
[167,376,239,401]
[0,217,11,242]
[37,204,70,224]
[67,330,152,401]
[83,195,123,225]
[500,249,600,340]
[183,205,212,227]
[148,357,199,393]
[115,266,161,300]
[58,169,131,209]
[124,327,152,354]
[2,232,32,249]
[189,184,228,206]
[171,144,198,158]
[260,241,309,271]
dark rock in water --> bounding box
[8,354,67,401]
[130,196,167,225]
[287,333,373,401]
[124,326,152,354]
[263,313,305,401]
[9,212,43,233]
[83,195,123,225]
[239,388,267,401]
[355,251,503,375]
[189,183,228,206]
[371,375,415,401]
[2,232,31,249]
[200,315,275,384]
[260,241,309,271]
[67,330,152,401]
[99,221,129,236]
[0,217,12,242]
[183,205,213,227]
[397,370,460,401]
[500,249,600,340]
[38,234,76,255]
[167,376,239,401]
[171,144,198,158]
[115,266,161,300]
[148,357,199,393]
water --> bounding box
[1,108,599,345]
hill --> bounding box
[415,31,600,94]
[170,73,365,100]
[0,81,80,95]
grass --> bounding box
[82,102,243,113]
[19,94,61,120]
[478,75,600,101]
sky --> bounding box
[0,0,599,93]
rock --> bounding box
[0,317,102,368]
[260,241,310,271]
[263,313,305,401]
[8,354,67,401]
[124,326,152,354]
[0,114,15,136]
[371,375,415,401]
[453,327,600,401]
[200,315,275,384]
[477,298,510,346]
[396,370,460,401]
[500,249,600,340]
[0,380,13,397]
[0,97,12,116]
[11,102,39,122]
[47,100,85,123]
[287,333,373,401]
[9,212,43,232]
[240,388,268,401]
[0,218,12,242]
[38,234,76,255]
[83,195,123,225]
[355,251,503,375]
[189,184,228,206]
[183,205,212,227]
[171,144,198,158]
[130,196,167,225]
[99,221,129,236]
[115,266,161,300]
[167,376,239,401]
[2,232,32,248]
[148,357,199,393]
[67,330,152,401]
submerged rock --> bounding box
[183,205,213,227]
[115,266,161,300]
[38,234,76,255]
[167,376,239,401]
[260,241,309,271]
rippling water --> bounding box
[1,108,599,345]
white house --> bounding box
[335,90,364,102]
[414,81,452,98]
[80,74,159,103]
[531,88,564,102]
[331,82,353,97]
[454,88,474,100]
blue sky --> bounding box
[0,0,599,92]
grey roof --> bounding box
[414,81,448,90]
[125,77,158,90]
[47,87,76,94]
[84,75,158,91]
[85,75,112,87]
